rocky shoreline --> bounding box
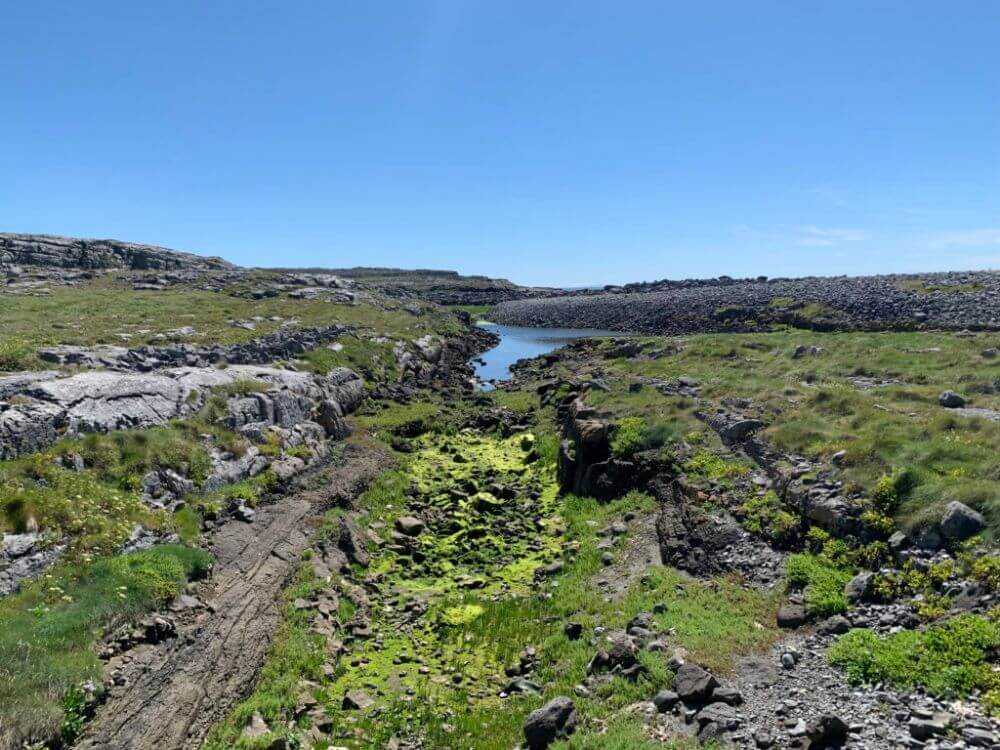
[491,271,1000,334]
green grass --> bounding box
[211,377,272,397]
[207,421,780,750]
[0,406,284,555]
[609,416,673,458]
[0,337,38,371]
[356,399,448,437]
[0,452,162,555]
[740,490,799,545]
[0,544,212,747]
[827,612,1000,710]
[683,450,752,481]
[554,716,707,749]
[562,329,1000,536]
[897,280,987,295]
[0,274,464,354]
[448,304,492,320]
[785,553,853,617]
[299,335,400,383]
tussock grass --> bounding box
[300,336,399,382]
[575,330,1000,536]
[0,545,212,747]
[0,275,462,351]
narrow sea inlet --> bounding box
[472,322,624,388]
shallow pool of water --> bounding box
[472,322,624,389]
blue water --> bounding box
[473,322,624,389]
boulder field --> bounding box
[491,271,1000,334]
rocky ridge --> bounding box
[0,232,234,272]
[491,271,1000,334]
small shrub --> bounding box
[912,593,951,621]
[970,556,1000,591]
[0,338,36,371]
[860,509,895,538]
[741,491,799,545]
[610,417,646,458]
[683,450,751,480]
[610,416,674,459]
[827,614,1000,705]
[785,553,852,617]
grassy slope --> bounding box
[0,545,211,747]
[0,276,477,744]
[563,329,1000,535]
[0,275,462,369]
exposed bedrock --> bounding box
[0,232,233,271]
[36,325,350,371]
[0,365,364,459]
[491,271,1000,334]
[553,394,642,500]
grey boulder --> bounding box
[523,696,577,749]
[940,501,986,542]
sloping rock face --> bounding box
[0,233,234,271]
[0,365,364,459]
[554,396,638,500]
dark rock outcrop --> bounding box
[523,697,577,749]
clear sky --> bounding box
[2,2,998,286]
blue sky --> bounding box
[2,2,998,286]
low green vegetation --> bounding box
[0,274,463,363]
[569,329,1000,536]
[740,490,799,545]
[785,553,853,617]
[0,544,212,746]
[448,304,492,320]
[207,417,780,749]
[610,416,673,458]
[0,453,162,555]
[0,337,38,371]
[554,718,705,750]
[897,279,987,295]
[299,336,399,382]
[828,612,1000,712]
[683,450,751,482]
[0,419,249,552]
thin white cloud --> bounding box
[794,225,868,246]
[925,229,1000,249]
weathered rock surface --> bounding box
[0,364,363,459]
[36,325,349,371]
[74,443,392,750]
[0,232,233,271]
[523,696,577,749]
[940,500,986,542]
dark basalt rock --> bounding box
[523,697,577,749]
[672,663,718,702]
